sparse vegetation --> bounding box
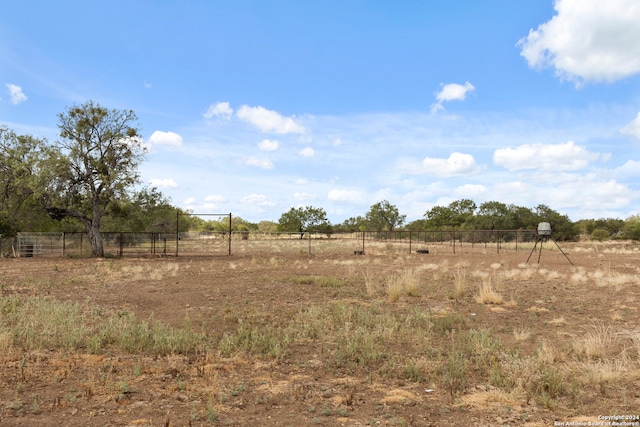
[1,240,639,424]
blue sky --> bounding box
[2,0,640,224]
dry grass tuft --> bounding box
[402,269,421,296]
[451,268,467,300]
[362,272,376,297]
[570,268,588,285]
[386,269,421,301]
[474,279,503,305]
[572,323,618,360]
[547,317,567,327]
[380,388,420,404]
[513,326,532,342]
[459,389,520,410]
[536,339,564,364]
[574,358,628,384]
[386,274,404,302]
[0,331,13,352]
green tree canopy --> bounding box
[102,187,185,233]
[337,215,367,232]
[623,215,640,240]
[532,204,578,241]
[0,126,60,233]
[277,206,331,236]
[365,200,406,231]
[42,101,146,256]
[424,199,476,229]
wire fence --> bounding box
[0,229,538,258]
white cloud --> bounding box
[328,189,365,204]
[205,195,226,202]
[148,130,183,147]
[240,194,275,206]
[431,82,475,113]
[258,139,279,151]
[493,141,602,171]
[453,184,488,199]
[203,102,233,120]
[420,152,479,177]
[615,160,640,178]
[184,197,196,205]
[243,156,274,169]
[294,179,309,185]
[518,0,640,84]
[294,192,316,201]
[236,105,306,134]
[6,83,27,104]
[299,147,315,157]
[621,112,640,139]
[148,178,178,188]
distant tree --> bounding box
[277,206,331,237]
[405,218,427,230]
[505,204,537,230]
[474,201,509,230]
[591,229,610,241]
[257,220,278,233]
[102,187,180,232]
[41,101,146,257]
[623,215,640,240]
[449,199,477,227]
[0,126,62,233]
[365,200,406,231]
[533,204,578,241]
[424,199,476,229]
[424,205,455,229]
[576,218,624,238]
[338,216,367,232]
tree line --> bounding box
[2,102,640,257]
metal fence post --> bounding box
[176,210,179,256]
[452,230,456,254]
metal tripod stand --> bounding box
[526,235,573,265]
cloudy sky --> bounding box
[1,0,640,223]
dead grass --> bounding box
[2,241,640,425]
[451,268,467,300]
[513,326,531,342]
[572,323,618,360]
[386,269,420,301]
[474,278,504,305]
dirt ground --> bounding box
[1,241,639,426]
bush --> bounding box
[591,229,609,241]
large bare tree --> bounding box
[43,101,146,257]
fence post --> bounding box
[229,213,232,256]
[176,210,180,256]
[452,230,456,254]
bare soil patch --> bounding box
[1,241,639,426]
